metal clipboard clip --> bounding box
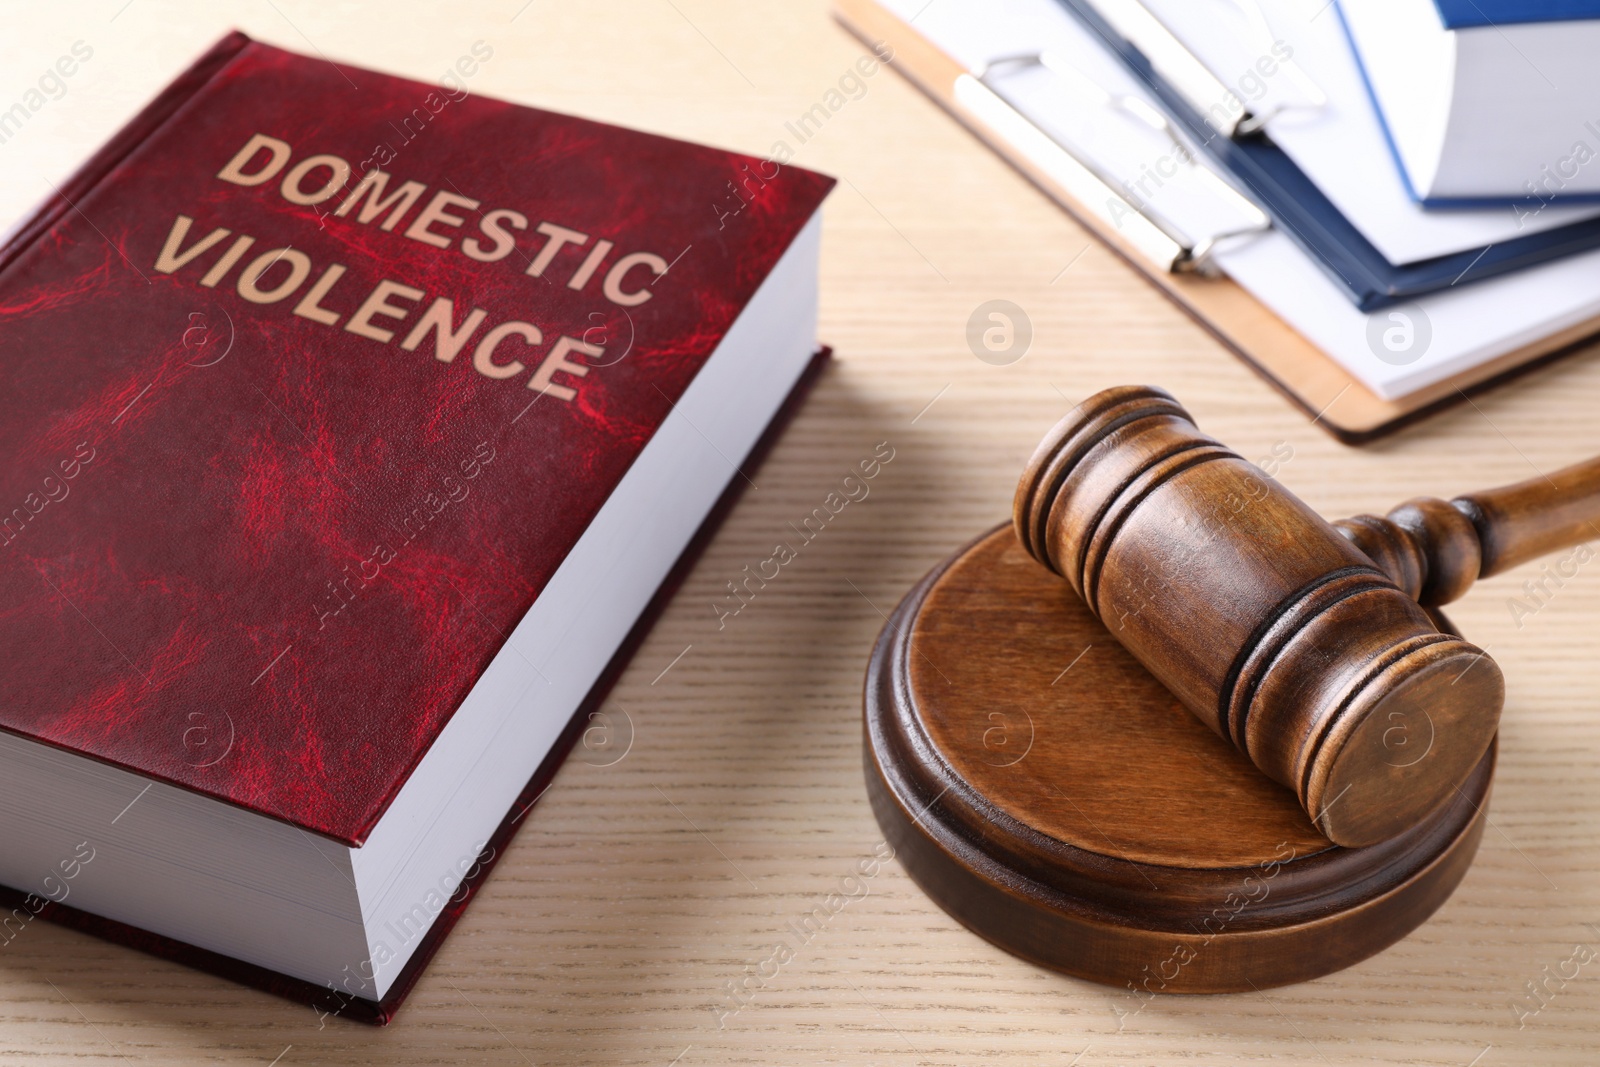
[1080,0,1329,138]
[958,51,1270,275]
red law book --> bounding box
[0,31,833,1023]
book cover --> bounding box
[0,30,833,1019]
[0,31,831,842]
[1431,0,1600,27]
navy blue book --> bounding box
[1432,0,1600,27]
[1339,0,1600,205]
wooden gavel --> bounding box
[1014,386,1600,848]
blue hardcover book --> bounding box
[1338,0,1600,205]
[1054,0,1600,310]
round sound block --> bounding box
[865,524,1493,994]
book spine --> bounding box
[0,30,254,279]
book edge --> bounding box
[332,198,832,847]
[0,346,832,1025]
[0,30,254,280]
[1432,0,1600,30]
[1331,0,1432,208]
[0,32,834,843]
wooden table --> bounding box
[5,2,1600,1063]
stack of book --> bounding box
[838,0,1600,440]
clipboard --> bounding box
[1060,0,1600,312]
[833,0,1600,443]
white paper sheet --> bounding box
[882,0,1600,399]
[1140,0,1600,264]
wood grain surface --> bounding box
[4,2,1600,1064]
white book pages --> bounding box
[1341,0,1600,201]
[882,0,1600,399]
[1133,0,1600,263]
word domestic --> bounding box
[152,131,678,404]
[712,440,895,629]
[1506,541,1593,629]
[0,40,93,145]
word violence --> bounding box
[150,133,679,402]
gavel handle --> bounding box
[1336,455,1600,606]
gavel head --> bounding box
[1013,386,1504,847]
